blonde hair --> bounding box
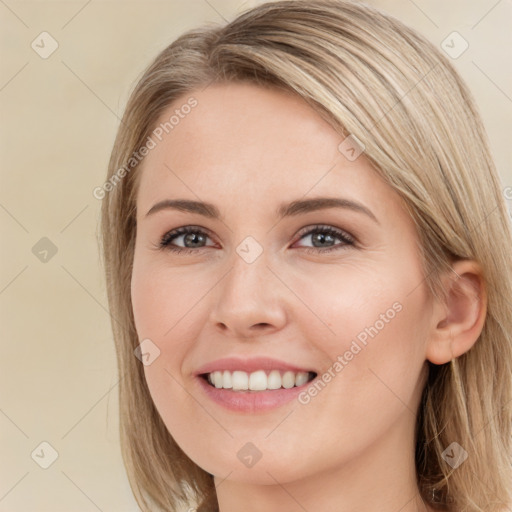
[99,1,512,510]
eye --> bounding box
[293,225,355,254]
[157,224,355,255]
[158,226,216,254]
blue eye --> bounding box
[294,225,355,253]
[159,226,215,254]
[158,225,355,255]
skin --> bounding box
[130,82,486,512]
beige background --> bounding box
[0,1,510,511]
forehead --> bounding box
[135,82,400,220]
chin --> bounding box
[189,446,317,485]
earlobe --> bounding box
[426,260,487,365]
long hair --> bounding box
[99,1,512,510]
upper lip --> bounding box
[194,357,316,376]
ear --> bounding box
[426,260,487,365]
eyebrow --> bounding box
[145,197,379,224]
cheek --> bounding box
[288,258,427,361]
[131,261,210,461]
[131,258,204,339]
[289,262,429,418]
[129,245,431,480]
[130,261,199,397]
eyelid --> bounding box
[157,223,356,254]
[292,224,355,246]
[158,225,217,249]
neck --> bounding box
[214,410,435,512]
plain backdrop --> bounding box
[1,1,511,511]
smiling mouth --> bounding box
[200,369,317,391]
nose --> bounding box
[208,250,288,339]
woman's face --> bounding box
[131,82,434,484]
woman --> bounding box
[99,1,512,510]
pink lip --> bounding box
[193,356,317,413]
[194,356,315,376]
[195,375,313,413]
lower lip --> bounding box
[196,376,311,413]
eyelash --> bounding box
[157,225,355,255]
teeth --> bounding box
[205,369,313,391]
[222,370,232,389]
[295,371,309,386]
[213,371,223,388]
[249,370,267,391]
[267,370,281,390]
[232,371,249,390]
